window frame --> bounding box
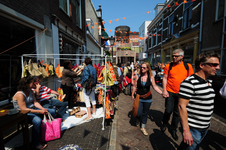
[75,0,82,29]
[183,0,193,30]
[59,0,70,16]
[168,14,174,36]
[215,0,225,21]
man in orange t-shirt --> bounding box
[161,49,194,141]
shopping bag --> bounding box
[27,59,42,77]
[219,79,226,99]
[41,112,62,142]
[132,94,140,118]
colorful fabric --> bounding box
[55,63,62,78]
[108,62,117,82]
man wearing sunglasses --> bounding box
[178,53,220,149]
[161,49,194,141]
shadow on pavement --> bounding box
[200,130,226,150]
[149,129,179,150]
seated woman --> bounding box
[12,76,55,150]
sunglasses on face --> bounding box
[172,55,181,58]
[141,67,147,69]
[205,63,220,67]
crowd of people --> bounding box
[11,50,224,149]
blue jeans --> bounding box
[162,91,180,132]
[41,99,68,118]
[178,128,208,150]
[137,100,152,125]
[27,107,55,146]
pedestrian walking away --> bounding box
[161,49,194,141]
[178,52,220,149]
[132,62,162,136]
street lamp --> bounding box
[109,36,115,61]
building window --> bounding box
[75,0,82,29]
[216,0,225,20]
[86,19,94,35]
[59,0,70,16]
[183,0,192,29]
[169,14,174,36]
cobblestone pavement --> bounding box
[115,87,226,150]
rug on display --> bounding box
[61,106,104,131]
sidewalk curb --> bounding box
[109,99,118,150]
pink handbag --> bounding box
[41,112,62,142]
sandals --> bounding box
[70,107,80,116]
[36,144,47,150]
[140,128,148,136]
[84,116,93,122]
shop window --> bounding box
[158,27,161,44]
[183,0,193,29]
[183,43,194,64]
[216,0,225,21]
[59,0,70,16]
[168,14,174,36]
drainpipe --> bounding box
[84,0,87,54]
[198,0,204,54]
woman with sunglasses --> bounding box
[132,62,163,136]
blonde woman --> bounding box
[132,62,162,136]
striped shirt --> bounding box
[178,74,215,131]
[32,86,52,102]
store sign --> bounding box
[143,53,147,58]
[139,53,148,60]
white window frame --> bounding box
[215,0,226,21]
[59,0,70,16]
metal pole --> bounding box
[112,46,113,61]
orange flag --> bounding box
[110,30,112,33]
[192,0,195,1]
[125,32,127,34]
[184,0,187,3]
[116,19,119,21]
[88,23,91,26]
[104,29,106,32]
[98,27,100,31]
[92,26,94,29]
[175,2,179,6]
[146,11,150,14]
[159,8,163,10]
[129,31,131,33]
[115,31,117,33]
[102,21,105,25]
[123,17,126,19]
[95,22,97,26]
[120,31,122,33]
[109,20,112,24]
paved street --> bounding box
[115,86,226,150]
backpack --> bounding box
[81,67,96,94]
[113,66,120,81]
[126,67,132,79]
[168,62,189,76]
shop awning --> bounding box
[101,30,108,39]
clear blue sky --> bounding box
[93,0,166,37]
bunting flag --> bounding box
[116,19,119,21]
[92,26,94,29]
[104,29,106,32]
[159,8,163,10]
[120,31,122,33]
[184,0,187,3]
[192,0,195,1]
[110,30,112,33]
[115,31,117,33]
[175,2,179,6]
[123,17,126,19]
[146,11,150,14]
[88,23,91,26]
[129,31,131,33]
[95,22,97,26]
[102,21,105,25]
[167,4,171,8]
[98,27,100,31]
[109,20,112,24]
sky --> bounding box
[93,0,167,37]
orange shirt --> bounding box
[163,62,194,94]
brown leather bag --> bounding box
[139,91,151,99]
[132,94,140,118]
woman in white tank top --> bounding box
[12,77,52,150]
